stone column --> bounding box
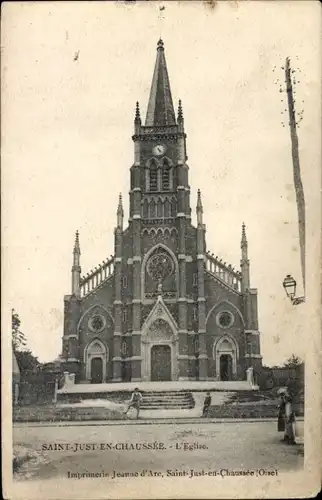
[131,164,142,381]
[197,221,208,380]
[177,169,188,378]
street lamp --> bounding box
[283,274,305,305]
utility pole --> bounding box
[284,57,305,292]
[274,58,305,293]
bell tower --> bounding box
[127,39,193,381]
[131,39,190,225]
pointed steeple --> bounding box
[145,39,176,126]
[117,193,124,229]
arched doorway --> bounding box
[85,340,108,383]
[214,337,238,381]
[91,357,103,383]
[141,314,179,381]
[219,354,233,381]
[151,344,171,381]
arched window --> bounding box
[171,197,177,217]
[157,198,163,217]
[149,199,156,218]
[162,165,171,191]
[164,198,171,217]
[142,199,149,218]
[146,247,174,284]
[149,161,158,192]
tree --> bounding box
[12,309,41,379]
[12,309,27,353]
[283,354,303,368]
[15,349,40,375]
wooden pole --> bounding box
[285,57,306,291]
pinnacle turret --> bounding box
[197,189,203,210]
[241,222,248,248]
[240,222,250,291]
[72,230,81,296]
[196,189,203,226]
[73,230,80,255]
[117,193,124,229]
[134,101,141,124]
[178,99,184,122]
[117,193,124,215]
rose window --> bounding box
[217,311,234,328]
[147,250,174,283]
[88,314,106,333]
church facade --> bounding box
[61,40,262,383]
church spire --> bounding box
[145,39,176,126]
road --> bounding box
[13,420,303,481]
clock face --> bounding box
[152,144,166,156]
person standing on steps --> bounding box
[202,392,211,417]
[124,388,143,419]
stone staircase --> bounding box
[140,391,195,410]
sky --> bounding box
[2,1,321,366]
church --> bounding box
[61,39,262,384]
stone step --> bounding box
[142,400,191,405]
[143,390,193,394]
[141,398,193,403]
[143,395,192,399]
[140,391,195,410]
[140,405,195,410]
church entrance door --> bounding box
[151,345,171,381]
[91,357,103,384]
[220,354,233,381]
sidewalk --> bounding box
[13,416,304,427]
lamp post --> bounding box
[283,274,305,305]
